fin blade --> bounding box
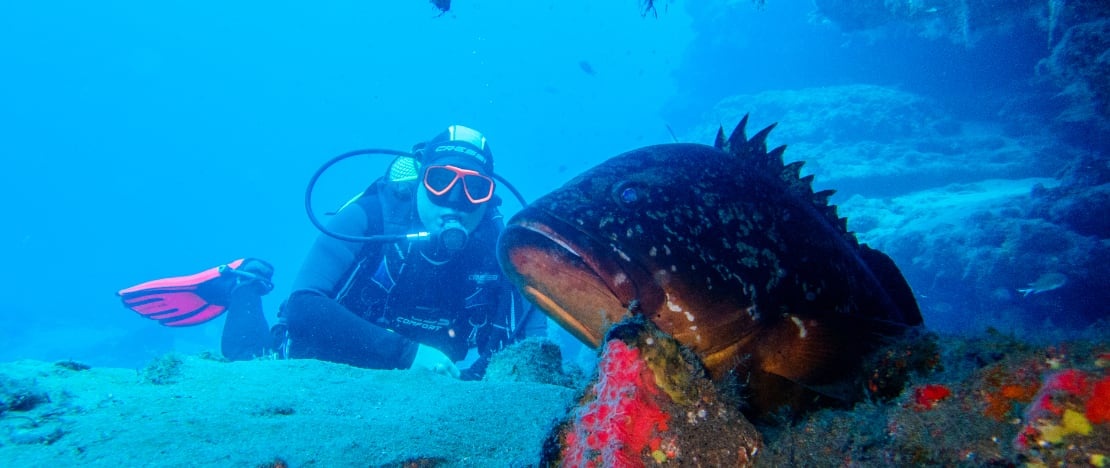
[117,259,246,327]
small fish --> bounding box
[577,60,596,76]
[1018,272,1067,297]
[498,116,925,417]
[641,0,656,17]
[429,0,449,15]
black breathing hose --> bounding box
[305,148,528,243]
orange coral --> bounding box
[983,383,1039,421]
[981,368,1041,421]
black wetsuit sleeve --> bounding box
[281,191,420,369]
[283,291,419,369]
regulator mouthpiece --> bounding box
[440,219,469,253]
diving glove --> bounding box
[410,344,460,379]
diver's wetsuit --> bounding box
[221,178,543,379]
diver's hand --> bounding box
[410,344,460,378]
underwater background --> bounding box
[0,1,1105,369]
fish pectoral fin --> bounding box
[755,315,871,399]
[796,381,858,402]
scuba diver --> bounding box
[119,125,546,380]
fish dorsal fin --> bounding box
[715,114,858,245]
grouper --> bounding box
[497,116,925,416]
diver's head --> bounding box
[415,125,497,253]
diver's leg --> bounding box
[220,259,276,360]
[221,293,272,360]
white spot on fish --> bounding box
[670,265,677,272]
[790,315,807,338]
[684,311,695,322]
[614,272,628,285]
[664,245,671,255]
[649,246,657,257]
[612,246,631,262]
[626,227,633,238]
[666,293,682,312]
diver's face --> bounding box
[416,186,488,238]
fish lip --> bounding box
[498,208,648,346]
[510,215,637,306]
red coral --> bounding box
[1014,369,1108,452]
[1026,369,1092,418]
[1044,369,1089,395]
[911,384,951,411]
[1087,374,1110,424]
[562,340,672,467]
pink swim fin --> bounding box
[118,259,273,327]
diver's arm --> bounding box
[289,193,380,295]
[280,190,422,369]
[282,291,419,369]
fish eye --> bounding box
[611,181,642,206]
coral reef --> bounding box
[544,317,762,466]
[1014,368,1110,465]
[808,1,1110,133]
[1028,151,1110,239]
[1036,7,1110,130]
[697,85,1061,197]
[842,180,1109,332]
[814,0,1040,45]
[756,331,1109,466]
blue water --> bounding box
[1,1,1103,368]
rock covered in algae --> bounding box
[483,338,581,388]
[542,316,762,466]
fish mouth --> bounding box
[498,209,648,347]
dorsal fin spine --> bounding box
[715,114,859,247]
[727,114,751,149]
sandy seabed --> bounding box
[0,356,576,467]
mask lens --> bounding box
[461,174,494,203]
[424,166,460,195]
